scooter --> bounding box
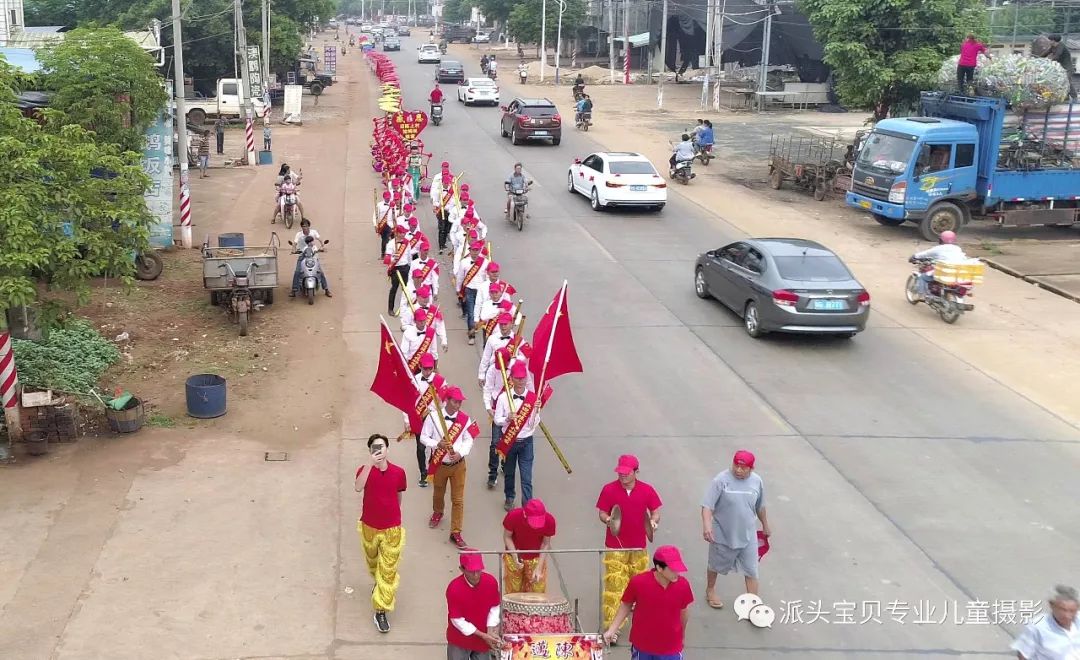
[518,65,528,84]
[905,257,975,324]
[506,181,533,231]
[572,83,585,101]
[275,183,301,229]
[431,102,443,126]
[575,111,592,132]
[670,159,695,185]
[290,238,330,305]
[488,67,497,81]
[693,142,715,166]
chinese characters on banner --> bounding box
[283,85,303,121]
[246,45,263,100]
[141,105,174,248]
[391,111,429,141]
[324,45,337,75]
[500,634,603,660]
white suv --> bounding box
[418,44,441,63]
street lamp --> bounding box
[555,0,567,84]
[541,0,547,81]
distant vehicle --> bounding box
[474,31,491,43]
[184,78,270,125]
[567,152,666,212]
[327,19,339,29]
[295,56,334,95]
[361,23,374,32]
[437,60,466,84]
[694,238,871,338]
[418,43,441,63]
[441,24,476,43]
[397,25,411,36]
[383,35,401,51]
[457,77,499,105]
[500,97,562,146]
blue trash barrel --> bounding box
[186,374,227,418]
[218,233,245,249]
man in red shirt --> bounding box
[603,545,695,660]
[595,454,663,643]
[430,83,445,105]
[355,433,408,634]
[445,552,506,659]
[502,498,557,593]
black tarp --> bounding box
[17,91,52,111]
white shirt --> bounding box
[420,410,476,461]
[406,258,440,297]
[474,294,514,325]
[913,244,967,263]
[1011,614,1080,660]
[373,202,393,229]
[494,388,540,439]
[430,179,445,206]
[400,304,448,347]
[293,229,321,249]
[483,359,533,414]
[451,605,501,637]
[401,323,442,360]
[455,256,489,294]
[384,238,411,268]
[478,329,514,379]
[405,371,442,427]
[673,140,695,162]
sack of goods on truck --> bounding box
[936,53,1071,107]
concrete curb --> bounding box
[982,257,1080,304]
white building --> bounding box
[0,0,26,45]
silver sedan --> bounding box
[694,238,871,338]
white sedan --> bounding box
[457,77,500,105]
[417,44,441,63]
[566,152,667,212]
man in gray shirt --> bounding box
[700,449,770,610]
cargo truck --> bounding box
[846,92,1080,240]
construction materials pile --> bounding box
[936,53,1070,106]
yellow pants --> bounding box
[359,522,406,612]
[503,553,548,594]
[602,550,649,631]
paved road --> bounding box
[372,42,1080,658]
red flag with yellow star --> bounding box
[370,319,421,426]
[529,281,583,393]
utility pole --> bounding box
[171,0,193,249]
[235,0,256,165]
[262,0,270,86]
[540,0,548,81]
[657,0,668,107]
[608,0,616,83]
[757,0,773,111]
[622,0,630,83]
[702,0,712,107]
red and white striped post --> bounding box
[244,115,256,165]
[0,328,23,449]
[179,168,192,248]
[623,49,631,84]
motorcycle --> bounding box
[905,257,975,323]
[488,67,497,81]
[439,41,448,54]
[275,182,301,229]
[693,142,715,166]
[572,83,585,102]
[430,102,443,126]
[670,159,695,185]
[575,111,592,132]
[518,65,528,84]
[506,181,532,231]
[290,239,330,305]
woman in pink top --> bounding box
[957,34,990,94]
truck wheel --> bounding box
[135,251,164,280]
[310,82,323,96]
[921,202,964,241]
[187,108,206,125]
[873,213,905,227]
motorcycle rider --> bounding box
[481,54,490,75]
[273,163,306,222]
[487,54,497,79]
[504,162,529,217]
[575,94,593,126]
[697,120,714,151]
[572,73,586,101]
[291,229,332,298]
[911,230,966,297]
[429,84,444,114]
[518,60,528,83]
[670,133,696,171]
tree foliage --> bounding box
[475,0,516,28]
[988,5,1057,40]
[508,0,585,45]
[442,0,472,24]
[0,61,154,310]
[797,0,984,120]
[37,27,168,153]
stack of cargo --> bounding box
[936,53,1070,106]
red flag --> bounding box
[370,320,421,427]
[529,282,583,391]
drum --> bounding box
[501,592,574,635]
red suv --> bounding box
[499,98,562,146]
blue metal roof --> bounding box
[0,48,43,73]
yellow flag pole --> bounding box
[395,270,418,313]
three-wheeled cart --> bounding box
[202,233,279,336]
[767,133,853,201]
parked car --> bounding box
[499,98,562,145]
[437,60,466,84]
[441,24,477,43]
[457,77,499,105]
[474,31,491,43]
[418,43,441,63]
[397,25,411,35]
[694,238,871,338]
[383,35,401,51]
[567,152,666,212]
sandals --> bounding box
[707,593,725,610]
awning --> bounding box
[611,32,651,48]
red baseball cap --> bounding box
[524,499,548,529]
[469,241,484,250]
[497,312,513,325]
[510,361,528,379]
[461,183,470,191]
[443,386,466,402]
[653,545,688,573]
[733,450,756,468]
[414,308,428,322]
[459,551,484,571]
[419,240,431,251]
[416,285,432,298]
[394,226,407,234]
[408,216,419,226]
[404,203,415,212]
[496,346,513,365]
[614,454,639,475]
[382,191,391,200]
[419,353,436,368]
[487,261,500,273]
[488,282,502,293]
[441,161,450,168]
[412,268,424,279]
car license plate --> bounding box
[858,200,871,209]
[630,185,647,192]
[533,130,548,136]
[812,299,846,311]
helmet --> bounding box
[939,230,957,244]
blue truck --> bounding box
[846,92,1080,240]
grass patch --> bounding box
[145,412,177,428]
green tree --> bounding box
[508,0,585,46]
[0,60,154,309]
[37,26,168,153]
[798,0,984,120]
[442,0,472,24]
[988,5,1057,40]
[475,0,515,29]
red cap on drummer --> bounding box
[653,545,688,573]
[524,499,548,529]
[615,454,639,475]
[459,551,484,571]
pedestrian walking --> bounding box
[197,130,211,178]
[420,385,480,549]
[1011,584,1080,659]
[502,498,556,594]
[354,433,408,634]
[700,449,771,610]
[214,117,226,154]
[407,353,444,487]
[493,360,540,511]
[263,124,272,151]
[454,241,489,345]
[602,545,694,660]
[384,227,411,315]
[957,33,990,94]
[595,454,662,644]
[1045,35,1076,99]
[445,552,506,659]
